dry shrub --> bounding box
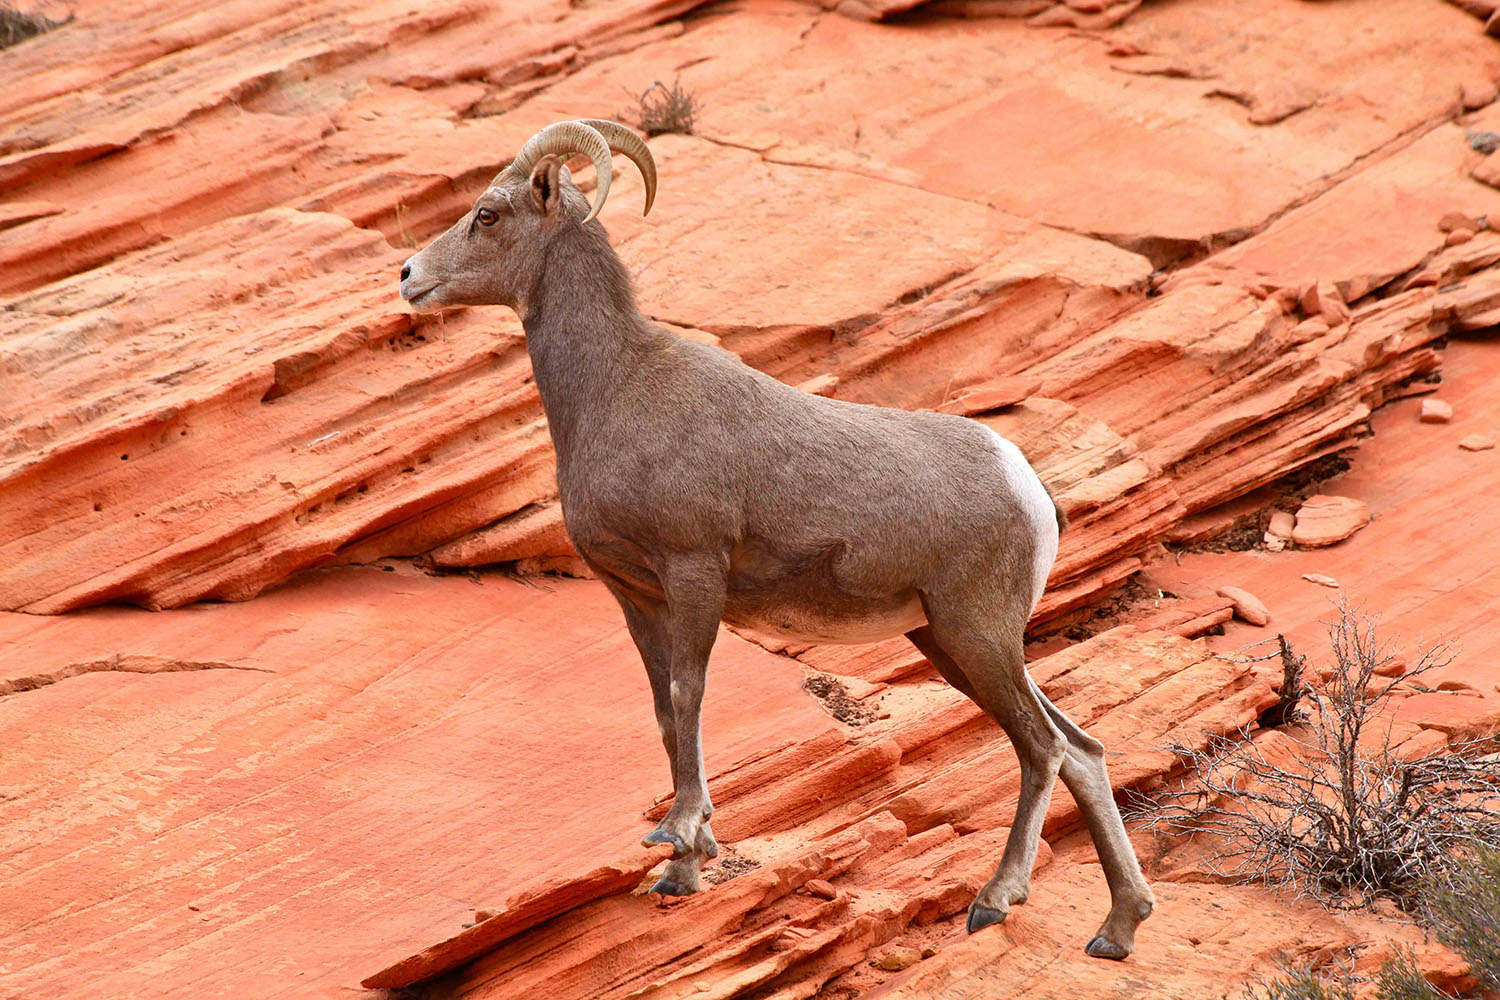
[1243,955,1358,1000]
[627,80,698,136]
[1370,951,1446,1000]
[1424,844,1500,990]
[1238,848,1500,999]
[1132,604,1500,907]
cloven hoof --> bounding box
[965,904,1008,934]
[641,828,690,857]
[650,876,697,897]
[1084,935,1131,960]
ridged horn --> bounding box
[507,121,614,224]
[579,119,657,215]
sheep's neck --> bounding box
[521,229,660,457]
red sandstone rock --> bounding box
[1292,495,1371,547]
[803,878,838,900]
[936,376,1042,415]
[1420,398,1453,423]
[1395,692,1500,741]
[1459,433,1496,451]
[797,373,840,398]
[1217,586,1270,627]
[1440,211,1479,233]
[6,2,1500,998]
[876,946,923,971]
[1300,280,1351,326]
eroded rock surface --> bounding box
[4,1,1500,999]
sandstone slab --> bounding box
[1292,495,1371,548]
[1420,398,1454,423]
[1217,586,1271,627]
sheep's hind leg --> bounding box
[916,591,1153,959]
[916,594,1064,936]
[1030,677,1154,958]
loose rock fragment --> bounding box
[1299,280,1350,326]
[1447,229,1476,247]
[937,376,1042,415]
[1463,78,1500,110]
[1216,586,1270,626]
[1420,398,1453,423]
[1291,495,1371,547]
[1440,211,1478,233]
[1267,510,1295,538]
[797,373,839,398]
[1459,434,1496,451]
[1302,573,1341,588]
[804,878,838,900]
[877,946,923,971]
[1468,129,1500,154]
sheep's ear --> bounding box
[530,155,564,217]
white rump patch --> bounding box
[985,429,1059,612]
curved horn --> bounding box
[507,121,614,224]
[579,119,657,215]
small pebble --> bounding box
[1459,434,1496,452]
[1419,398,1452,423]
[1467,130,1500,154]
[1446,228,1475,247]
[1302,573,1341,588]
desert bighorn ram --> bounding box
[399,119,1154,958]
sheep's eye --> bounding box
[476,207,498,226]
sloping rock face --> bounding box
[5,1,1500,1000]
[5,0,1500,615]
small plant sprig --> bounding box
[626,79,699,137]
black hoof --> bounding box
[1085,935,1130,960]
[966,904,1007,934]
[650,876,697,897]
[641,828,689,857]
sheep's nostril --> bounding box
[400,264,411,282]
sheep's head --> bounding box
[399,119,656,314]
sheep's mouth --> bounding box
[404,283,444,309]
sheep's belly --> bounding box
[726,595,926,646]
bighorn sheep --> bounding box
[399,120,1154,958]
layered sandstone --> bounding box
[4,1,1500,999]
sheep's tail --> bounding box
[1043,483,1068,534]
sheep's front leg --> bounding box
[609,591,692,892]
[640,553,726,891]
